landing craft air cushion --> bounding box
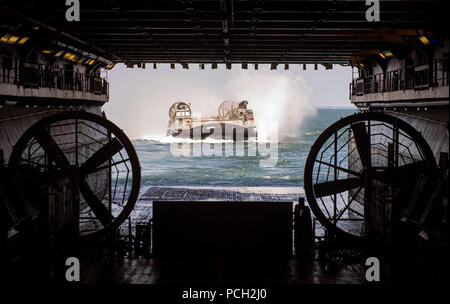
[167,100,258,140]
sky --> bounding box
[103,63,354,139]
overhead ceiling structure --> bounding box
[1,0,448,67]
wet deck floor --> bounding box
[92,186,364,284]
[82,257,364,284]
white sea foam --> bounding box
[304,130,322,136]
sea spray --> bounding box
[225,71,316,141]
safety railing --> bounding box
[0,63,108,97]
[350,62,449,97]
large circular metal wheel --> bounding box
[304,112,436,241]
[9,111,141,238]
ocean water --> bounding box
[132,108,356,192]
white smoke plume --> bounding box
[225,71,316,140]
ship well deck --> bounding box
[79,186,365,284]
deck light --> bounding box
[0,34,26,44]
[105,64,115,70]
[1,34,10,43]
[379,52,386,59]
[54,50,64,57]
[77,57,86,63]
[17,37,29,44]
[66,53,77,61]
[42,50,54,54]
[7,35,20,44]
[418,35,430,45]
[382,50,393,57]
[32,26,40,30]
[87,59,95,65]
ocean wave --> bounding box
[137,174,304,186]
[304,130,322,136]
